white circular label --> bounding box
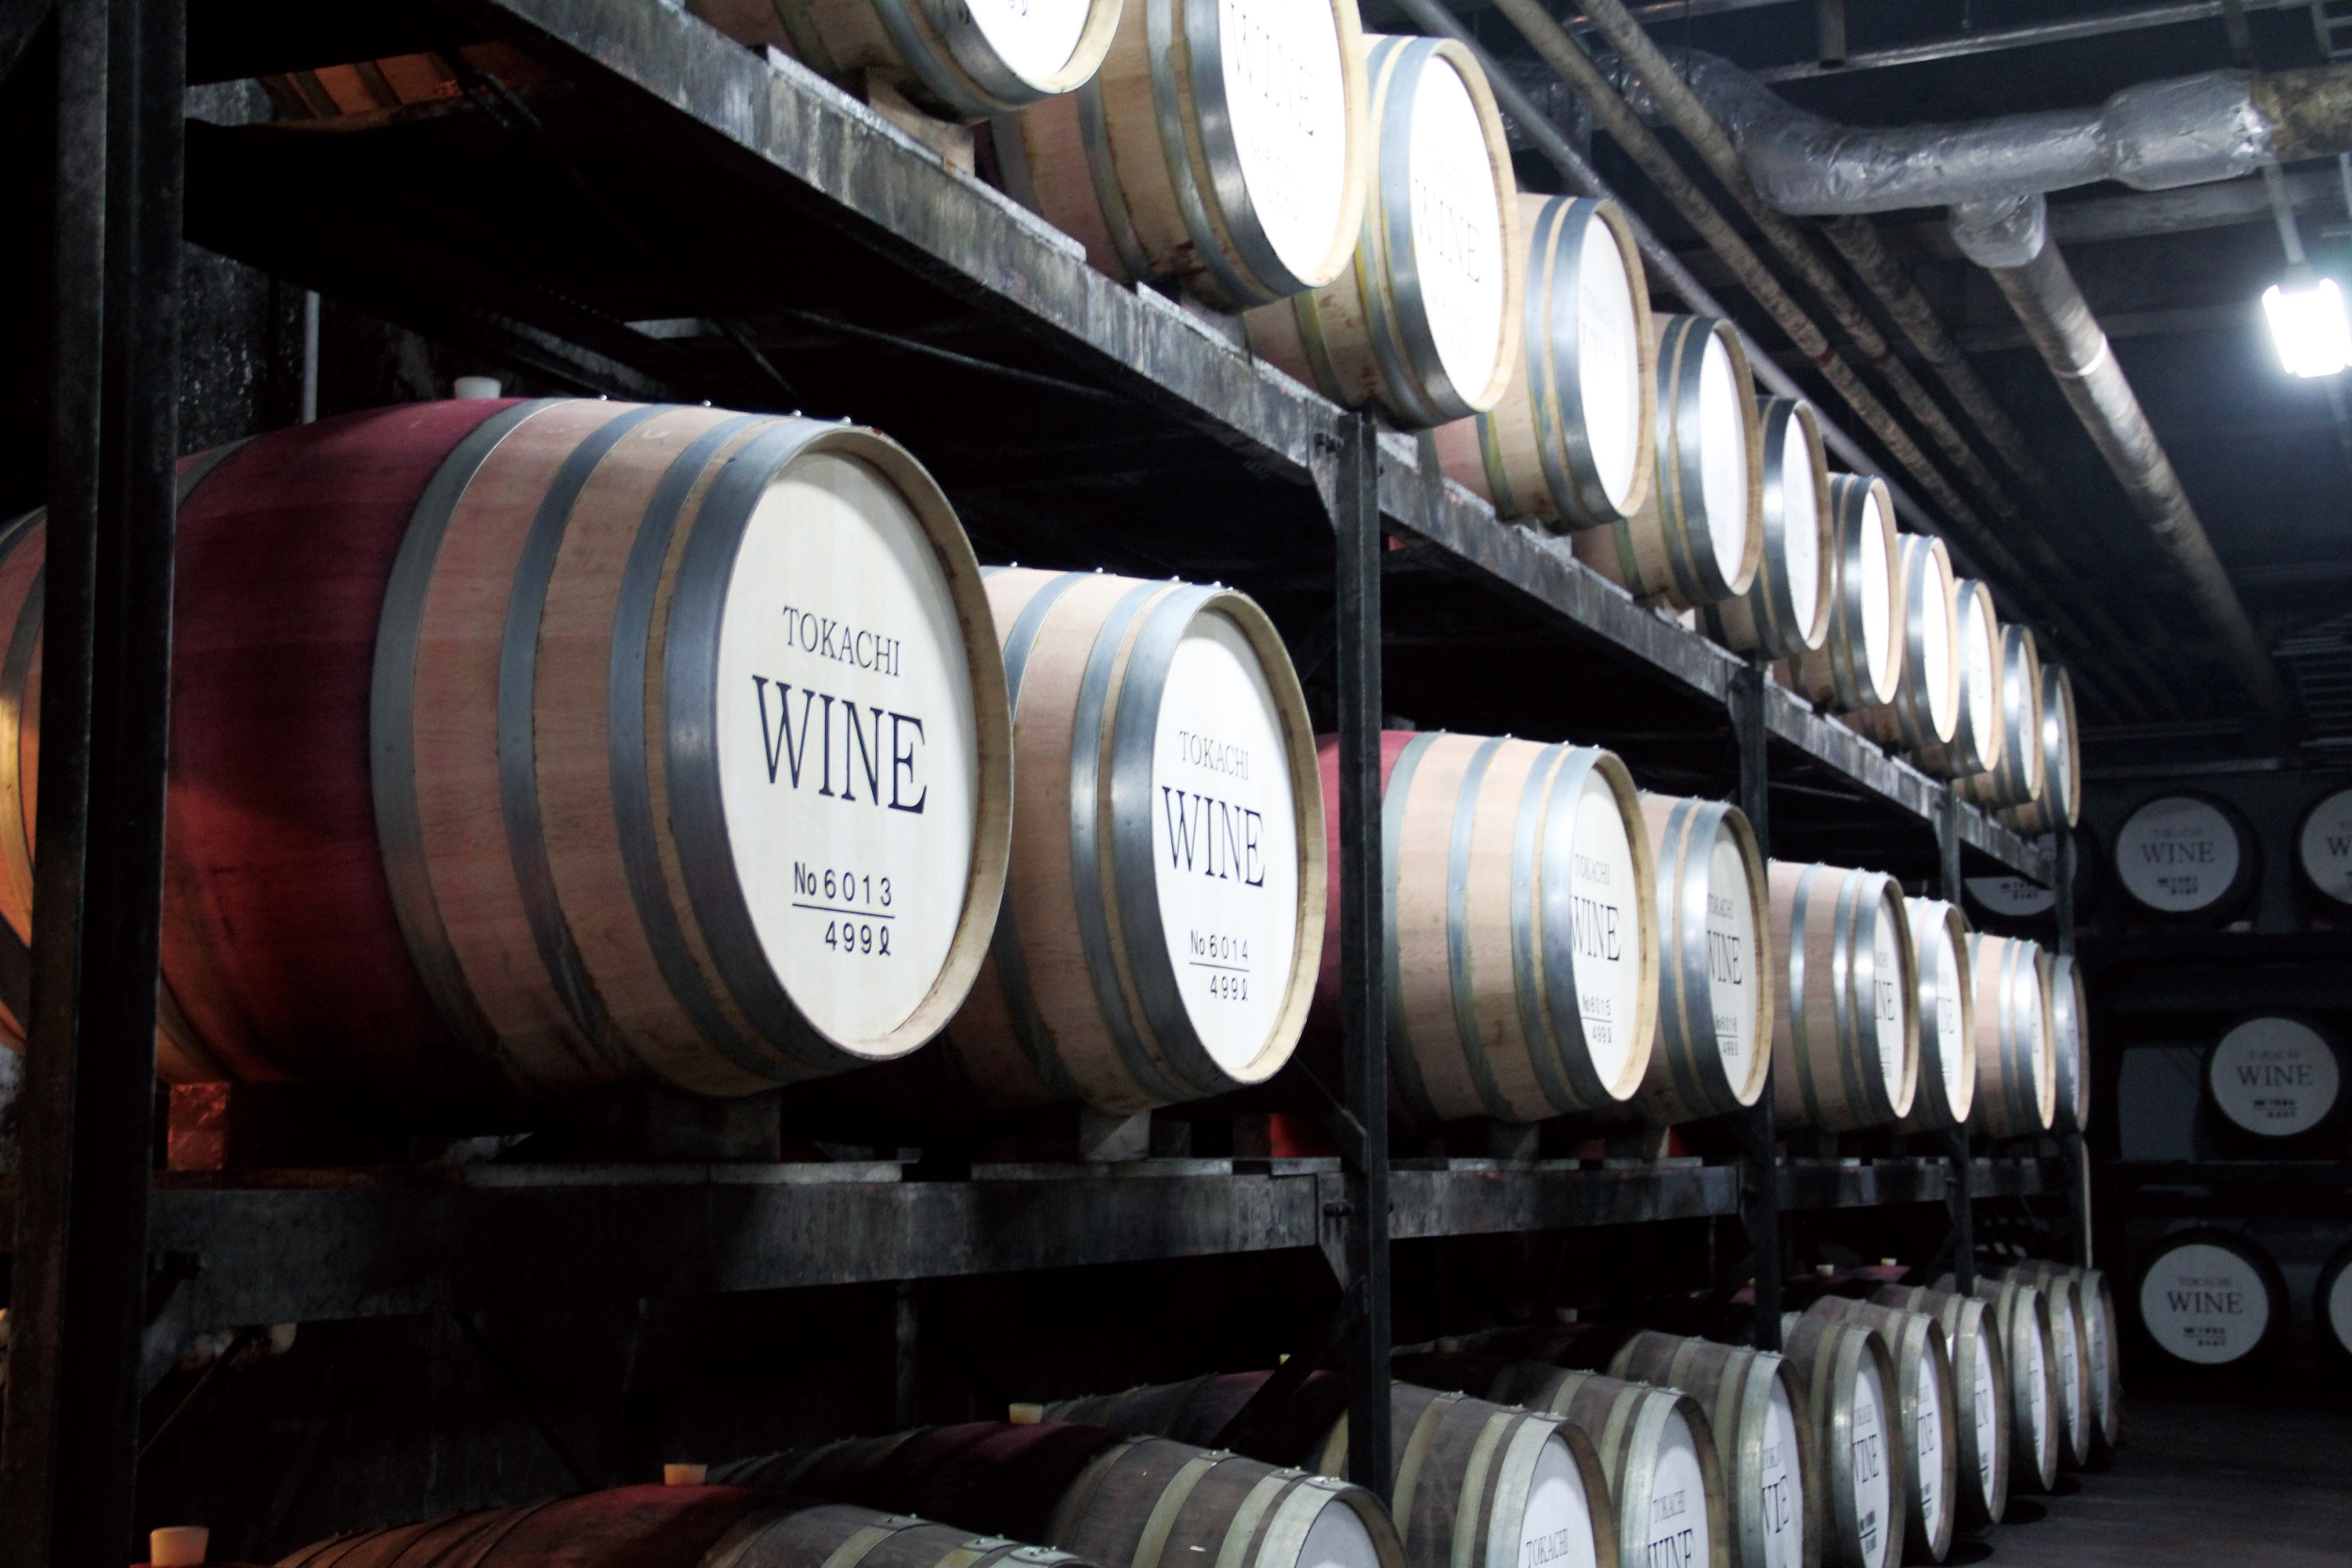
[1519,1433,1597,1568]
[1152,611,1301,1072]
[1914,549,1955,742]
[1760,1376,1804,1568]
[2327,1260,2352,1357]
[966,0,1092,86]
[1296,1496,1383,1568]
[2299,786,2352,907]
[1849,1357,1893,1568]
[1913,1339,1947,1546]
[1856,498,1893,704]
[1961,592,1997,764]
[1575,212,1642,515]
[2116,795,2242,914]
[1965,876,2053,920]
[1777,417,1821,639]
[2050,1296,2085,1455]
[1695,331,1750,587]
[2208,1016,2339,1137]
[1220,0,1351,283]
[2140,1241,2270,1366]
[1970,1333,1998,1511]
[1868,886,1908,1111]
[1708,832,1759,1093]
[1568,767,1642,1089]
[717,453,980,1049]
[1920,916,1968,1122]
[1645,1409,1709,1568]
[1407,55,1506,404]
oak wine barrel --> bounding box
[2133,1229,2285,1370]
[276,1485,773,1568]
[2296,784,2352,908]
[1994,664,2080,836]
[1964,935,2053,1140]
[1246,37,1519,428]
[2110,792,2258,923]
[991,0,1372,309]
[2047,955,2089,1134]
[1698,399,1831,662]
[1951,627,2040,814]
[1800,1303,1955,1563]
[1480,1367,1728,1568]
[942,568,1323,1114]
[1780,478,1899,715]
[1895,899,1973,1133]
[1934,1277,2056,1493]
[2203,1014,2342,1144]
[701,1505,1098,1568]
[1772,1318,1900,1568]
[1634,795,1772,1126]
[1605,1333,1814,1568]
[1994,1262,2120,1456]
[1845,535,1957,755]
[1571,317,1762,611]
[1766,863,1918,1133]
[2317,1240,2352,1363]
[1869,1288,2008,1531]
[0,403,1014,1109]
[1904,581,2001,782]
[1436,197,1656,531]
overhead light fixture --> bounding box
[2263,267,2352,378]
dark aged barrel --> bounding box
[2317,1241,2352,1363]
[693,0,1120,119]
[1965,934,2053,1140]
[1995,1262,2119,1459]
[1698,399,1831,662]
[2203,1013,2343,1145]
[2297,784,2352,908]
[1895,899,1974,1134]
[275,1485,774,1568]
[943,568,1323,1113]
[1951,627,2041,814]
[702,1505,1099,1568]
[1313,732,1657,1123]
[1772,1319,1899,1568]
[1936,1277,2056,1493]
[1995,665,2080,837]
[2134,1229,2284,1370]
[1246,37,1519,428]
[1870,1287,2007,1532]
[1634,795,1772,1126]
[991,0,1372,309]
[0,403,1013,1108]
[1801,1303,1955,1564]
[1572,316,1762,611]
[1436,197,1656,531]
[1766,863,1918,1134]
[1604,1333,1813,1568]
[2110,792,2258,923]
[1781,478,1899,715]
[2048,955,2089,1134]
[1905,580,2001,782]
[1479,1368,1727,1568]
[1844,536,1957,756]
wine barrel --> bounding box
[1994,1262,2120,1457]
[1698,399,1832,662]
[1868,1288,2008,1531]
[1964,934,2053,1139]
[943,568,1323,1114]
[703,1504,1100,1568]
[1905,581,2001,782]
[1994,665,2080,836]
[276,1485,774,1568]
[1845,535,1957,754]
[1435,197,1656,531]
[2204,1014,2343,1144]
[2025,1273,2090,1470]
[2296,784,2352,909]
[1936,1277,2056,1493]
[1571,317,1762,611]
[1781,478,1899,715]
[1895,899,1973,1133]
[1772,1318,1900,1568]
[1605,1333,1814,1568]
[0,403,1013,1108]
[1633,795,1772,1126]
[2047,955,2089,1134]
[2317,1240,2352,1363]
[1951,627,2041,814]
[990,0,1372,309]
[1314,732,1656,1123]
[2134,1229,2285,1369]
[1245,37,1519,428]
[2111,792,2258,923]
[1481,1368,1728,1568]
[1766,863,1918,1133]
[1799,1303,1956,1564]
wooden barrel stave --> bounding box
[1964,934,2054,1140]
[1869,1287,2008,1532]
[1767,863,1918,1133]
[1780,478,1899,715]
[1951,628,2041,813]
[1772,1318,1902,1568]
[1801,1302,1957,1562]
[1634,795,1772,1126]
[1698,398,1831,661]
[1844,536,1957,755]
[1606,1331,1816,1568]
[1894,900,1974,1133]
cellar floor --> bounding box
[1960,1354,2352,1567]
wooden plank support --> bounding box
[1728,660,1782,1352]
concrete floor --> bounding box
[1961,1357,2352,1568]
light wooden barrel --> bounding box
[1572,317,1762,610]
[2134,1229,2284,1370]
[1772,1319,1900,1568]
[1634,795,1772,1126]
[2110,792,2258,922]
[1934,1277,2058,1493]
[2298,785,2352,908]
[1964,934,2053,1139]
[1994,1262,2117,1459]
[991,0,1372,309]
[1895,899,1974,1133]
[2203,1013,2342,1144]
[1781,478,1899,714]
[694,0,1120,119]
[0,403,1013,1109]
[1951,627,2041,813]
[1246,37,1519,428]
[1605,1333,1815,1568]
[1483,1367,1729,1568]
[276,1485,780,1568]
[1436,197,1655,531]
[1800,1304,1956,1563]
[945,569,1324,1114]
[1319,732,1657,1123]
[1698,399,1832,661]
[1995,665,2079,836]
[1869,1287,2009,1531]
[1904,581,2001,782]
[1766,863,1918,1133]
[1845,536,1957,754]
[2047,955,2089,1134]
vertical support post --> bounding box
[2053,827,2090,1267]
[1815,0,1848,66]
[1728,661,1780,1351]
[0,1,186,1563]
[1321,412,1390,1502]
[1937,794,1976,1293]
